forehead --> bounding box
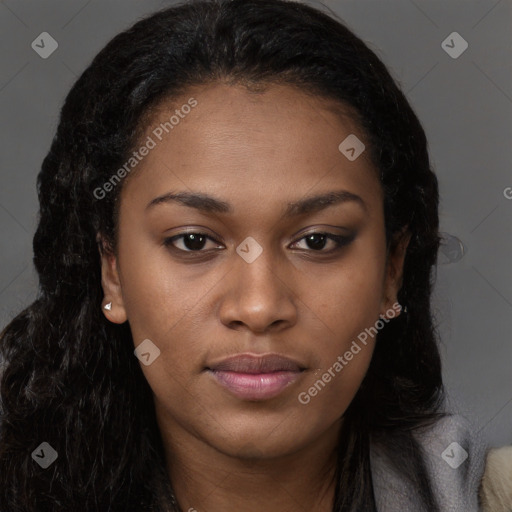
[119,82,382,217]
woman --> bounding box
[0,0,488,510]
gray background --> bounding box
[0,0,510,447]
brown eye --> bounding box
[164,233,222,252]
[291,232,355,252]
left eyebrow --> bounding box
[145,189,367,216]
[283,190,367,217]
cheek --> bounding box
[116,232,208,343]
[295,242,385,412]
[297,332,376,423]
[310,251,386,339]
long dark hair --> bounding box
[0,0,446,510]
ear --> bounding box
[380,226,411,318]
[97,234,128,324]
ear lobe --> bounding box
[381,227,411,315]
[98,234,128,324]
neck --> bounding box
[157,411,342,512]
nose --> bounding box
[218,246,298,333]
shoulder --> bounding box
[370,414,487,512]
[480,445,512,511]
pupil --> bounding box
[184,233,206,251]
[306,234,326,250]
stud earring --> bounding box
[103,302,112,311]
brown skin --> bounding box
[99,83,410,512]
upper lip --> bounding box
[206,353,305,373]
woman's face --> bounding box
[100,83,408,460]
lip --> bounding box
[206,353,306,401]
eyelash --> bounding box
[163,231,355,255]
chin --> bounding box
[211,427,307,461]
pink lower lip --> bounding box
[208,370,302,400]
